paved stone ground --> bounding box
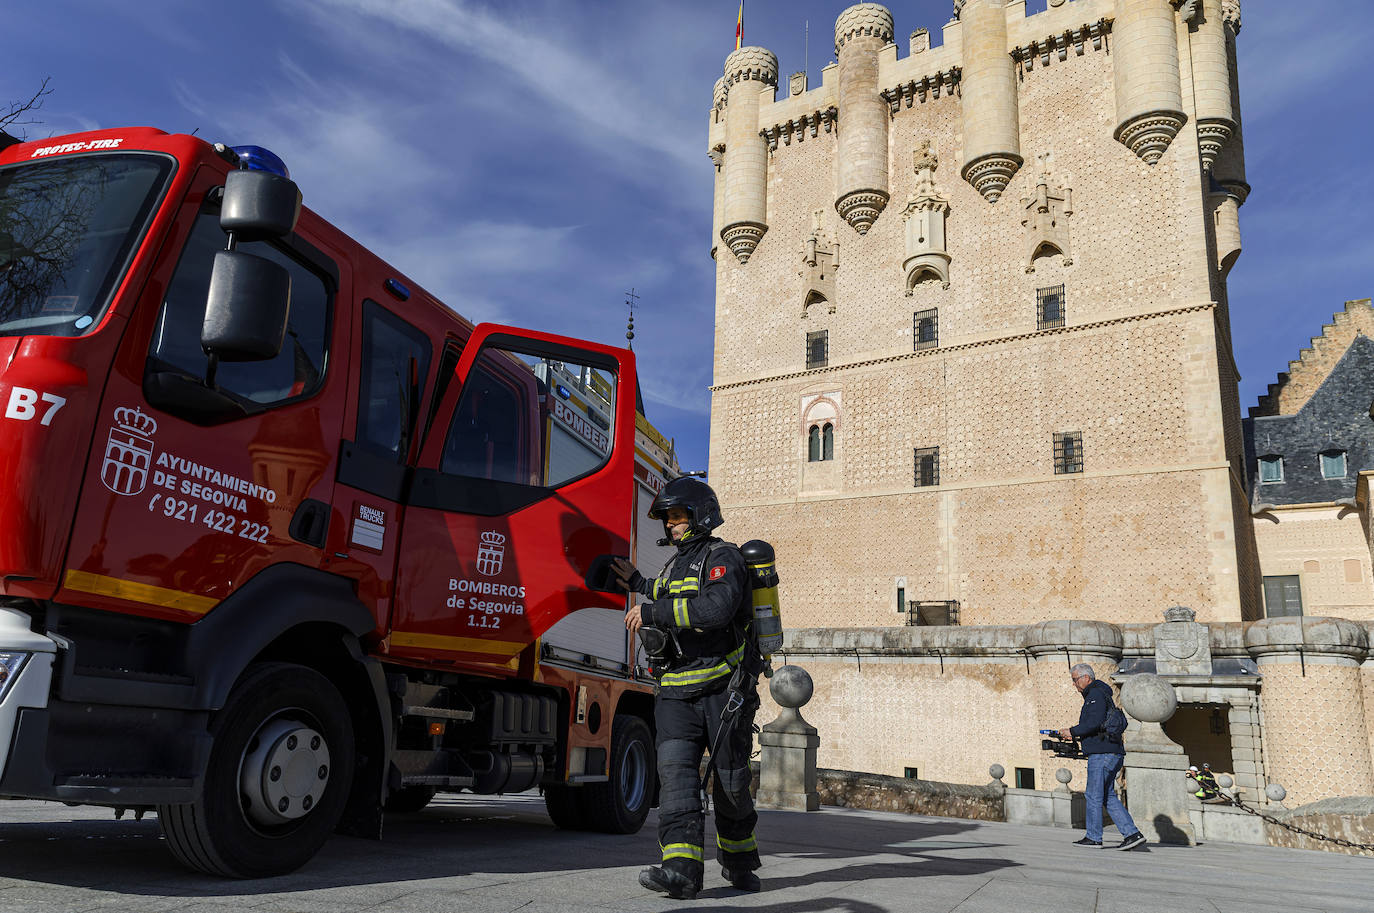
[0,794,1371,913]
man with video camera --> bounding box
[1057,663,1147,850]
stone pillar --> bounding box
[1244,617,1373,806]
[958,0,1023,202]
[1112,0,1187,164]
[720,46,778,263]
[1226,689,1266,799]
[756,665,821,811]
[1022,620,1123,789]
[833,3,894,234]
[1121,672,1196,845]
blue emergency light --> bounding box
[230,145,291,179]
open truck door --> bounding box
[387,326,636,672]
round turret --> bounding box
[958,0,1023,202]
[1112,0,1186,164]
[833,4,895,234]
[1191,0,1236,171]
[719,46,779,263]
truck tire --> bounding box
[542,783,585,829]
[157,662,355,877]
[581,714,654,834]
[384,785,437,814]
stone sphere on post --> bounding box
[1120,672,1178,723]
[989,763,1005,781]
[1266,783,1287,803]
[1055,768,1073,786]
[769,664,814,709]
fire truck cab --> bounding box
[0,127,658,877]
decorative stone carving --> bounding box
[835,189,889,236]
[800,209,839,315]
[1152,605,1213,676]
[722,222,768,264]
[1196,119,1234,172]
[790,71,808,96]
[901,141,952,292]
[952,0,967,18]
[1115,112,1187,166]
[1173,0,1202,26]
[910,28,929,54]
[723,45,780,90]
[834,3,894,52]
[1222,0,1241,32]
[1020,152,1073,273]
[962,153,1023,204]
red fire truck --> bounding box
[0,127,660,877]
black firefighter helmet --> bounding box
[648,476,723,540]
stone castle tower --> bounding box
[707,0,1258,627]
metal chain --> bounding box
[1214,794,1374,853]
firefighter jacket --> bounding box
[632,533,753,699]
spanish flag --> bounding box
[735,2,743,49]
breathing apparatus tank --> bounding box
[740,540,783,669]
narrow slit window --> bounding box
[808,425,821,462]
[914,308,938,351]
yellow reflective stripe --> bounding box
[673,597,690,627]
[661,842,703,862]
[667,577,699,593]
[717,833,757,851]
[659,642,746,687]
[64,570,218,616]
[652,578,666,599]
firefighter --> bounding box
[613,476,762,900]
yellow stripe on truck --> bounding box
[63,569,219,616]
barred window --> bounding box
[1262,575,1303,617]
[1037,284,1065,330]
[1053,431,1082,474]
[913,308,938,351]
[806,330,828,369]
[914,446,939,487]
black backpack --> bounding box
[1103,705,1128,741]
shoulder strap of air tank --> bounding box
[689,539,738,578]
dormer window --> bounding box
[1320,450,1347,480]
[1258,455,1283,484]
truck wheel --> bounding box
[158,662,355,878]
[542,783,585,829]
[581,714,654,834]
[384,785,437,814]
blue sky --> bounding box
[5,0,1372,473]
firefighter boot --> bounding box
[638,861,701,900]
[721,866,761,892]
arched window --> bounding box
[822,423,834,461]
[808,425,821,462]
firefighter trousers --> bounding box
[653,686,761,881]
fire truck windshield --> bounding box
[0,153,172,338]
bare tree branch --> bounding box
[2,78,54,140]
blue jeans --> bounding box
[1085,752,1138,842]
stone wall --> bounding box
[816,768,1005,822]
[708,0,1256,627]
[757,615,1374,809]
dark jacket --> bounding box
[1070,679,1124,756]
[631,532,752,699]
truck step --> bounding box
[399,774,474,788]
[401,703,475,722]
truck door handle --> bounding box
[289,499,331,548]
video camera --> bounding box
[1040,729,1085,760]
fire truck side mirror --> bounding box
[221,169,301,240]
[201,250,291,362]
